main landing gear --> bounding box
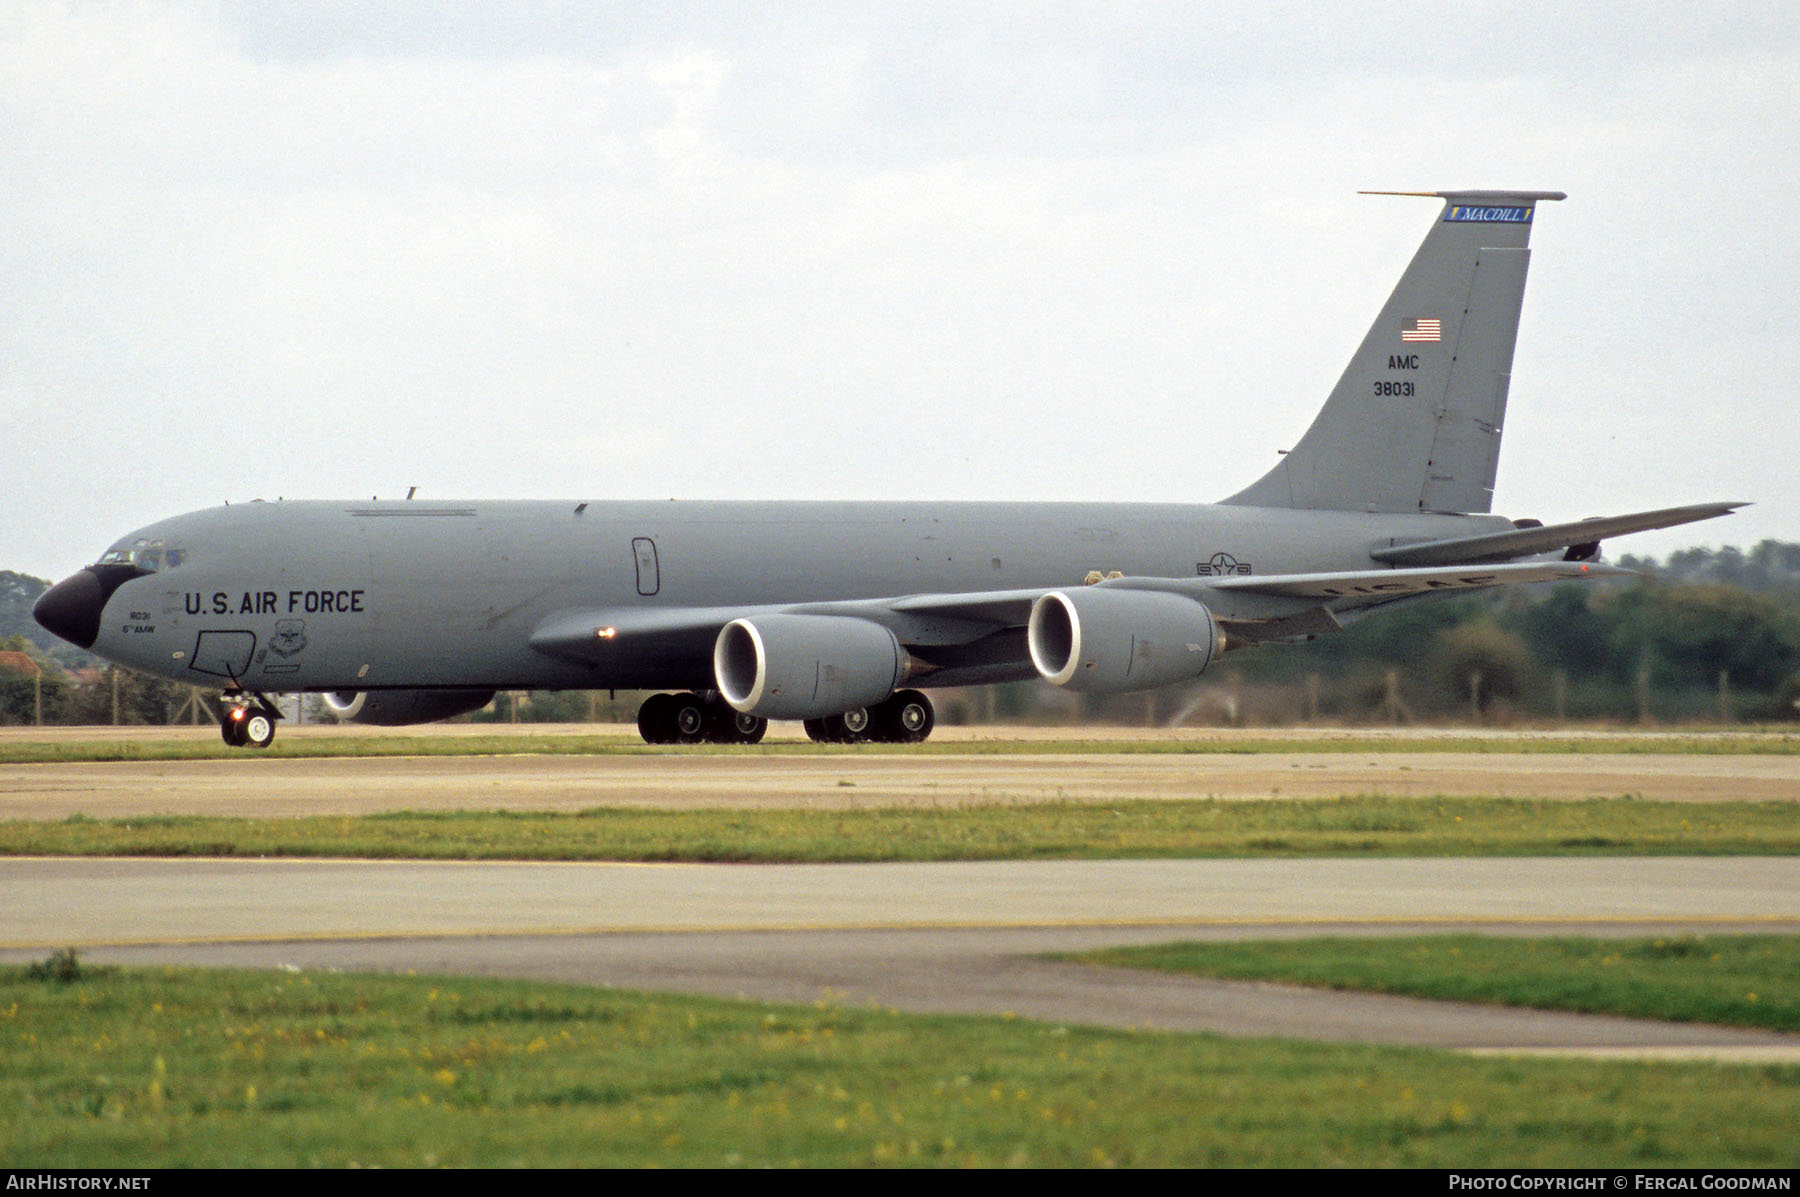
[633,689,935,746]
[802,690,935,744]
[636,691,768,745]
[220,691,280,749]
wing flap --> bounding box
[1199,559,1628,601]
[1216,607,1344,645]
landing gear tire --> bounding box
[803,718,832,743]
[873,689,934,743]
[242,712,276,749]
[636,692,678,744]
[221,711,248,747]
[821,706,872,744]
[709,708,767,745]
[671,692,709,743]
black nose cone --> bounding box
[33,565,146,651]
[33,570,105,649]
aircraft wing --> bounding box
[1370,502,1744,567]
[530,563,1629,675]
[527,590,1043,682]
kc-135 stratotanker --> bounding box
[35,191,1741,747]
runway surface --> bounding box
[4,743,1799,820]
[4,854,1799,1058]
[4,730,1798,1057]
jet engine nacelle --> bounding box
[1027,587,1220,693]
[322,688,497,726]
[714,614,905,720]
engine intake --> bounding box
[322,689,497,726]
[1027,587,1219,693]
[714,614,905,720]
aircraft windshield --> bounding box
[97,540,185,572]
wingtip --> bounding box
[1655,500,1748,519]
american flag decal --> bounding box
[1401,317,1441,343]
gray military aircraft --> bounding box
[35,190,1740,748]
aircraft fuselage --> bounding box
[75,498,1510,694]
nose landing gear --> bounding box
[220,692,281,749]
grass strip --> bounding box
[2,730,1798,764]
[2,962,1795,1167]
[1,797,1796,861]
[1066,934,1800,1033]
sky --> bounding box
[4,0,1798,582]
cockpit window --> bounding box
[97,540,185,572]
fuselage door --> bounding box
[632,538,660,596]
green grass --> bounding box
[2,796,1797,861]
[2,729,1798,764]
[2,962,1796,1167]
[1068,935,1800,1033]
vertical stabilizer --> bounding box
[1225,190,1564,514]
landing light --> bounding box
[596,626,617,640]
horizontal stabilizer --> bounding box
[1370,503,1745,567]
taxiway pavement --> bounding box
[4,854,1798,1057]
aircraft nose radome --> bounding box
[33,569,106,650]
